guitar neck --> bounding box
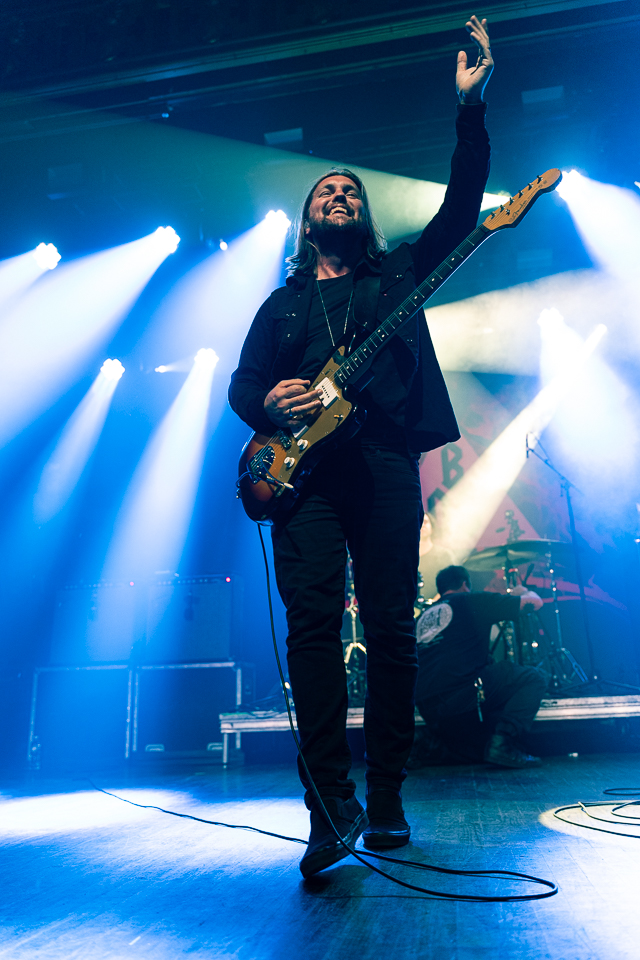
[334,223,492,387]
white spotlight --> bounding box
[537,307,565,336]
[193,347,219,372]
[100,358,125,381]
[155,364,169,373]
[219,240,228,251]
[555,169,584,200]
[264,209,291,230]
[32,243,61,271]
[154,226,180,254]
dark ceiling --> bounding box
[1,1,637,179]
[0,1,637,259]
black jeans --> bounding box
[418,661,547,740]
[272,438,423,805]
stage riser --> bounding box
[26,662,253,772]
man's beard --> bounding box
[308,213,367,247]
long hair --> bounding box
[286,168,386,276]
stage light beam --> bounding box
[103,348,219,579]
[34,359,125,524]
[538,307,636,496]
[434,322,607,563]
[556,170,640,279]
[0,229,182,448]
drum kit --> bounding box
[463,538,590,691]
[345,536,595,700]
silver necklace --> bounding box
[316,279,354,348]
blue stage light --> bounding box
[32,243,61,270]
[154,226,180,254]
[100,358,125,381]
[264,209,291,231]
[193,347,219,372]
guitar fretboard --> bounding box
[334,223,491,387]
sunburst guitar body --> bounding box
[237,168,563,522]
[237,346,363,521]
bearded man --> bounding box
[229,16,493,878]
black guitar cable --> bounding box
[88,527,558,901]
[255,524,557,902]
[554,787,640,839]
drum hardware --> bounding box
[490,618,518,662]
[502,509,526,544]
[469,542,591,691]
[524,436,599,681]
[525,438,640,695]
[343,552,367,706]
[489,558,520,665]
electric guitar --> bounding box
[237,168,562,521]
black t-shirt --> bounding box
[296,274,404,443]
[415,591,521,702]
[297,275,355,382]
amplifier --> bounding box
[50,581,139,664]
[144,575,242,663]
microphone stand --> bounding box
[526,436,640,695]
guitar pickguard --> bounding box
[237,348,361,521]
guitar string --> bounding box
[259,232,481,465]
[245,179,551,485]
[252,283,354,473]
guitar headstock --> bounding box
[482,169,562,232]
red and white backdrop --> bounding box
[418,372,637,684]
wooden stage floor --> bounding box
[1,754,639,959]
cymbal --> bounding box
[464,540,575,571]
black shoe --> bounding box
[484,733,541,769]
[362,788,411,849]
[299,796,368,879]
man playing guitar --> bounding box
[229,16,494,879]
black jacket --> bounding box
[229,103,490,453]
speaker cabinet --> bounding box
[145,575,241,663]
[50,582,139,664]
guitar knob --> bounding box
[284,457,296,469]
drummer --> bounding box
[412,564,547,768]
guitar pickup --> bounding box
[317,377,338,408]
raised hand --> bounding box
[456,15,494,104]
